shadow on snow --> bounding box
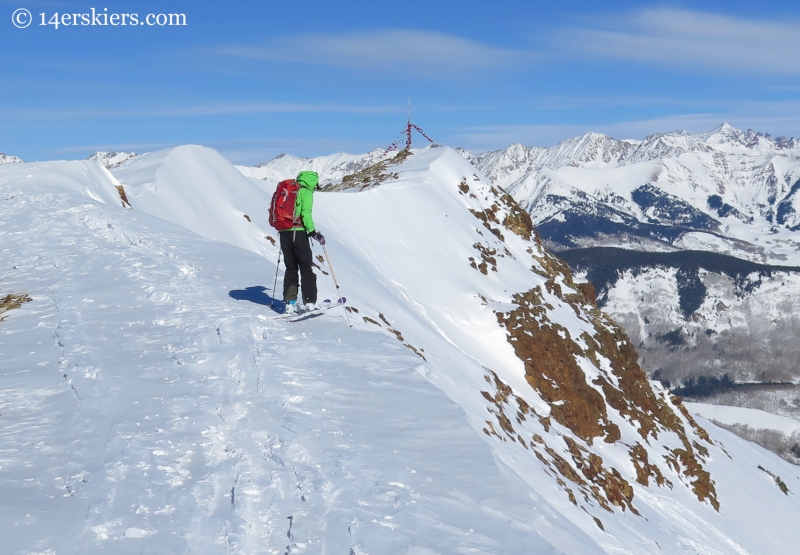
[229,286,284,313]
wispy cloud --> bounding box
[560,8,800,75]
[0,102,404,123]
[52,142,178,155]
[217,29,532,77]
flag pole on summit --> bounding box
[384,98,434,155]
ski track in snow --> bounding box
[0,180,565,554]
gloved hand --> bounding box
[311,231,326,245]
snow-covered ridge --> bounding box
[0,152,23,164]
[112,145,276,258]
[236,148,391,186]
[89,151,137,169]
[4,144,800,553]
[239,128,800,394]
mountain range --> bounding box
[463,125,800,414]
[250,127,800,382]
[243,125,800,464]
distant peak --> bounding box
[581,131,610,140]
[710,122,742,135]
[702,123,746,144]
[88,151,137,169]
[0,152,23,163]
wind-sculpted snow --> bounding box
[112,145,279,258]
[4,146,800,553]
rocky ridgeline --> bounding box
[447,173,720,527]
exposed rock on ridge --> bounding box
[453,173,719,519]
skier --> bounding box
[280,171,325,315]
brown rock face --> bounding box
[494,249,719,512]
[458,176,534,242]
[501,287,620,444]
[115,185,132,208]
[330,149,410,191]
[465,181,720,516]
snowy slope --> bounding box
[0,158,579,554]
[687,402,800,465]
[688,403,800,438]
[586,261,800,384]
[4,147,800,553]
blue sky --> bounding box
[3,0,800,163]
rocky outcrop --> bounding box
[0,292,32,320]
[470,182,720,518]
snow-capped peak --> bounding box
[547,131,640,168]
[0,152,23,164]
[88,151,138,169]
[704,122,741,139]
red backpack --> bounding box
[269,179,301,231]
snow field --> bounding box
[0,156,576,553]
[688,404,800,438]
[4,145,800,553]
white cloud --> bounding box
[0,102,402,122]
[218,29,531,77]
[560,8,800,75]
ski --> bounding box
[274,297,347,322]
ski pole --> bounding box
[321,243,351,327]
[270,247,282,307]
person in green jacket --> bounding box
[281,170,325,314]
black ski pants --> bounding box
[279,230,317,304]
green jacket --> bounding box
[290,171,319,233]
